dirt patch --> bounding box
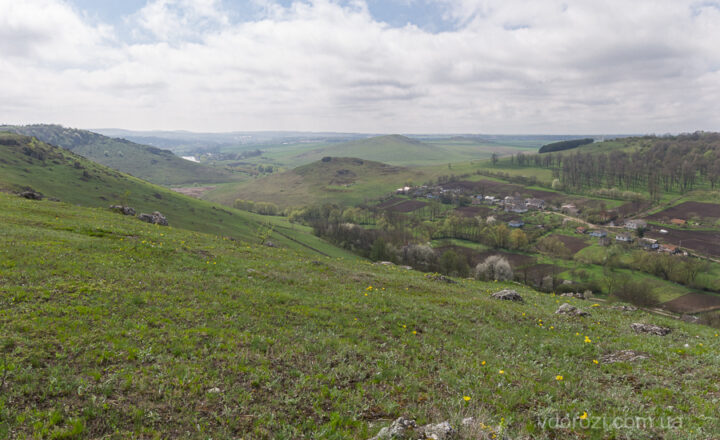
[171,186,216,198]
[386,200,428,213]
[547,234,590,254]
[618,200,653,217]
[376,197,405,209]
[645,228,720,257]
[662,292,720,314]
[646,202,720,222]
[454,206,492,218]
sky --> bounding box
[1,0,719,134]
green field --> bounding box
[1,193,719,438]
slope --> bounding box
[0,124,239,186]
[204,156,426,209]
[1,193,718,438]
[290,135,455,166]
[0,132,353,259]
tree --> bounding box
[439,250,469,277]
[509,229,528,250]
[475,255,513,281]
[491,153,498,166]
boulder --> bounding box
[610,305,638,312]
[369,417,457,440]
[555,303,590,317]
[110,205,136,216]
[491,289,524,302]
[560,292,586,299]
[264,241,276,248]
[138,211,168,226]
[631,323,671,336]
[19,190,43,200]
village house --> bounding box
[625,219,647,230]
[615,233,633,243]
[575,226,587,234]
[561,203,579,215]
[470,195,483,205]
[589,230,608,238]
[508,220,524,228]
[525,198,545,210]
[395,186,411,195]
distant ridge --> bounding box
[0,124,237,186]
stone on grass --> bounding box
[369,417,417,439]
[491,289,523,302]
[110,205,136,216]
[418,421,455,440]
[19,190,43,200]
[138,211,168,226]
[600,350,650,364]
[425,273,457,284]
[555,303,590,317]
[610,305,638,312]
[631,323,671,336]
[368,417,457,440]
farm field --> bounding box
[645,201,720,223]
[645,228,720,258]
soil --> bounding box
[662,292,720,314]
[386,200,428,213]
[645,202,720,222]
[645,228,720,257]
[453,206,492,218]
[376,197,404,208]
[547,234,590,254]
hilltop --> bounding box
[0,124,239,186]
[291,135,452,166]
[0,132,352,258]
[1,193,718,438]
[204,156,426,209]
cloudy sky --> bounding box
[1,0,719,134]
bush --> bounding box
[439,250,469,277]
[698,311,720,329]
[475,255,513,281]
[401,244,438,272]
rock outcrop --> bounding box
[138,211,168,226]
[368,417,456,440]
[19,190,43,200]
[631,323,671,336]
[555,303,590,317]
[491,289,524,302]
[110,205,136,216]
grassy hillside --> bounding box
[1,193,719,438]
[204,157,427,209]
[0,125,240,186]
[0,132,353,259]
[285,135,467,167]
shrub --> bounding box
[475,255,513,281]
[611,279,660,308]
[440,250,469,277]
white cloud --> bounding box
[0,0,719,133]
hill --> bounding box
[0,132,353,258]
[0,124,239,186]
[204,156,426,209]
[291,135,453,166]
[1,193,719,438]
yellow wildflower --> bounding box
[499,370,504,374]
[556,375,563,381]
[463,396,471,402]
[593,359,599,364]
[579,411,588,420]
[481,361,486,365]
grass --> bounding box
[1,194,719,439]
[0,132,353,259]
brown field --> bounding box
[662,292,720,314]
[547,234,590,254]
[618,200,652,217]
[386,200,428,213]
[376,197,404,209]
[645,228,720,257]
[454,206,492,218]
[171,186,216,198]
[646,202,720,222]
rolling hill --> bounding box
[0,131,353,258]
[290,135,454,166]
[203,156,426,209]
[1,192,719,438]
[0,124,240,186]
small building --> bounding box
[471,195,483,205]
[659,229,669,234]
[508,220,524,228]
[625,219,647,230]
[484,195,498,204]
[615,233,633,243]
[659,244,680,254]
[589,230,608,238]
[576,226,587,234]
[507,203,528,214]
[561,203,579,215]
[525,198,546,210]
[670,218,686,226]
[396,186,411,194]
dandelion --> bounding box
[584,336,592,343]
[481,361,486,365]
[593,359,599,364]
[412,331,417,335]
[556,375,563,381]
[579,411,588,420]
[591,304,599,307]
[463,396,471,402]
[364,293,368,297]
[402,325,407,329]
[499,370,504,374]
[522,313,526,316]
[576,332,580,336]
[550,326,554,330]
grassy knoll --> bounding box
[1,194,719,439]
[0,125,241,186]
[204,157,427,209]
